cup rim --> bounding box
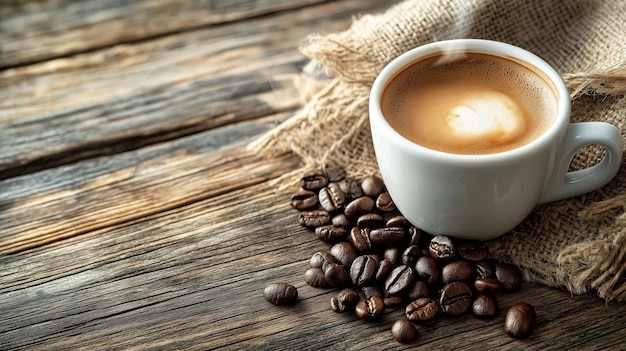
[369,39,571,163]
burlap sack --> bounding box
[252,0,626,301]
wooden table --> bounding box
[1,1,624,350]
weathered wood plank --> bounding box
[0,0,328,68]
[1,178,624,350]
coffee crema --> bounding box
[381,52,558,155]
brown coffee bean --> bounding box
[441,260,475,284]
[290,189,318,210]
[349,227,373,252]
[331,213,351,228]
[439,281,472,316]
[344,196,375,219]
[429,235,457,261]
[383,295,405,307]
[458,240,489,262]
[338,178,363,199]
[330,242,359,267]
[384,247,401,264]
[495,262,522,292]
[406,226,425,246]
[323,165,346,182]
[402,245,422,266]
[360,175,385,198]
[330,288,360,313]
[304,267,329,288]
[350,254,379,287]
[472,294,498,319]
[415,256,440,285]
[376,192,396,212]
[309,250,336,271]
[385,215,408,229]
[375,259,394,284]
[407,280,430,301]
[384,265,414,295]
[355,295,385,321]
[504,302,536,339]
[369,227,406,246]
[391,319,418,344]
[315,225,347,244]
[356,213,384,228]
[318,183,346,213]
[474,277,500,294]
[324,262,351,288]
[406,297,439,323]
[475,261,495,279]
[300,169,328,190]
[263,282,298,305]
[361,285,384,299]
[298,210,331,228]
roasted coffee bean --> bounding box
[304,267,329,288]
[384,247,401,264]
[361,175,385,198]
[504,302,536,339]
[406,297,439,323]
[369,227,406,246]
[386,215,409,229]
[385,265,414,295]
[290,189,318,210]
[375,259,394,284]
[324,262,351,288]
[415,256,440,285]
[315,225,347,244]
[495,262,522,292]
[458,240,489,262]
[318,183,346,212]
[344,196,375,219]
[263,282,298,305]
[309,250,337,271]
[330,242,359,267]
[441,260,475,284]
[472,294,498,319]
[407,280,430,301]
[474,277,500,294]
[331,213,351,228]
[376,192,396,212]
[356,213,384,228]
[300,169,328,190]
[323,165,346,182]
[429,235,457,261]
[384,295,405,307]
[391,319,418,344]
[407,226,425,246]
[338,178,364,199]
[361,285,384,299]
[330,288,360,313]
[355,295,385,321]
[475,261,495,279]
[349,227,373,252]
[350,255,379,287]
[439,281,472,316]
[298,210,331,228]
[402,245,421,266]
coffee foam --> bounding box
[381,52,557,155]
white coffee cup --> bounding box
[369,39,624,240]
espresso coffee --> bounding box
[381,52,558,155]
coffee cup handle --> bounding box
[539,122,624,204]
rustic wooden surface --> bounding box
[1,1,625,350]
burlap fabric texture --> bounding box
[251,0,626,301]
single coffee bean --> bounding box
[332,213,351,228]
[361,175,385,198]
[356,213,384,228]
[355,295,385,321]
[324,262,351,288]
[472,294,498,319]
[330,288,360,313]
[385,265,414,295]
[298,210,331,228]
[384,247,401,264]
[415,256,440,285]
[263,282,298,305]
[441,260,475,284]
[349,227,373,252]
[439,281,472,316]
[338,178,363,199]
[429,235,457,261]
[361,285,384,299]
[376,192,396,212]
[383,295,405,307]
[475,261,495,279]
[369,227,406,246]
[406,297,439,323]
[495,262,522,292]
[300,169,328,190]
[330,242,359,267]
[391,319,418,344]
[315,225,347,244]
[407,280,430,301]
[407,226,425,246]
[309,250,337,271]
[304,267,329,288]
[290,189,318,210]
[402,245,422,266]
[344,196,375,219]
[350,255,379,287]
[323,165,346,182]
[474,277,500,294]
[504,302,536,339]
[318,183,346,213]
[458,240,489,262]
[386,215,409,229]
[375,259,394,284]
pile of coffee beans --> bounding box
[265,166,536,344]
